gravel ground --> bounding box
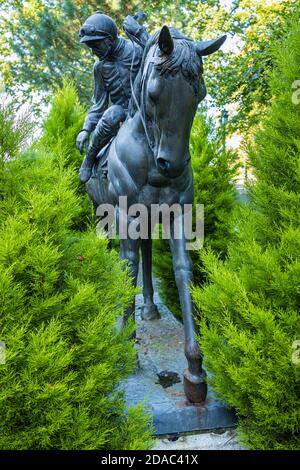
[153,429,244,450]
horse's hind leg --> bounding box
[169,215,207,404]
[141,238,160,320]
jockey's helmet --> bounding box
[79,12,118,44]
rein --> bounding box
[128,35,156,155]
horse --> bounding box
[86,25,226,404]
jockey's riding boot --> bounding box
[79,146,97,183]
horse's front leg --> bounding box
[169,215,207,404]
[120,237,141,334]
[141,237,160,320]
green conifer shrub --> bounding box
[40,81,92,231]
[41,80,85,167]
[153,113,238,318]
[0,97,33,208]
[192,20,300,450]
[0,90,154,449]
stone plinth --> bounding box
[120,281,236,436]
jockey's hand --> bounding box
[123,15,143,36]
[76,130,89,154]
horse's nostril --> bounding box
[157,158,170,171]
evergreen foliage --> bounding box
[41,80,85,166]
[1,0,298,133]
[0,0,201,108]
[42,81,92,231]
[192,20,300,450]
[153,113,238,318]
[0,84,154,449]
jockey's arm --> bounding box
[123,14,150,48]
[82,61,109,134]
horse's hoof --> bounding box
[141,303,160,320]
[183,368,207,404]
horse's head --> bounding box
[135,26,226,178]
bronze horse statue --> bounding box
[86,26,226,403]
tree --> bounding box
[181,0,298,132]
[0,0,196,110]
[153,112,238,318]
[192,19,300,449]
[1,0,298,132]
[0,83,154,449]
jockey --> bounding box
[76,11,149,183]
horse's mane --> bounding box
[128,27,203,117]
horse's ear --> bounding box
[158,25,174,55]
[196,35,227,56]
